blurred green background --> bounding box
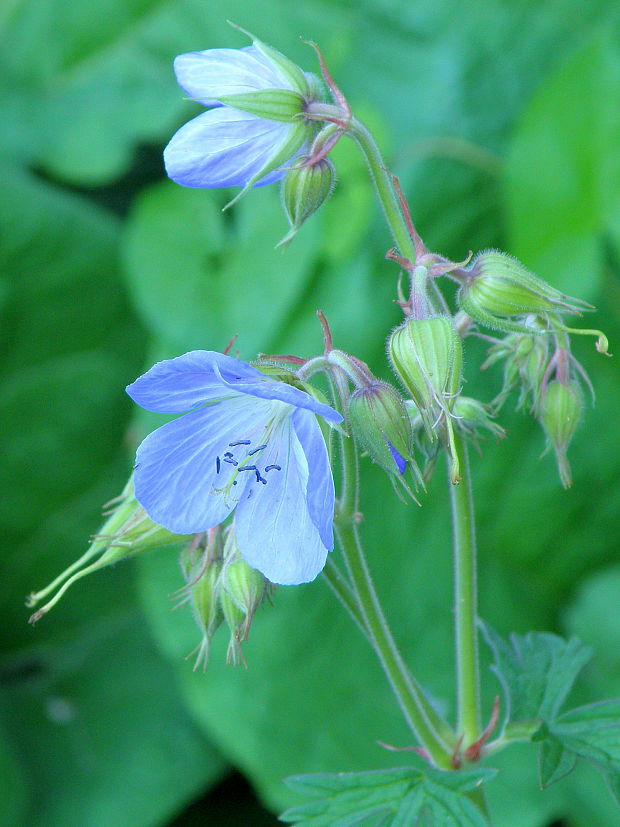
[1,1,619,825]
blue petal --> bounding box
[387,440,407,474]
[292,408,335,550]
[133,397,272,533]
[235,418,328,584]
[126,351,265,413]
[164,107,292,189]
[214,363,343,424]
[174,46,291,107]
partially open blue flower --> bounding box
[164,38,320,194]
[127,351,341,585]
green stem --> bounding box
[322,557,366,636]
[347,117,417,263]
[448,431,480,745]
[345,117,450,316]
[335,410,455,767]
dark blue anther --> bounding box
[229,440,251,447]
[216,456,221,474]
[254,469,267,484]
[223,451,234,458]
[248,444,267,456]
[233,480,238,486]
[238,465,257,472]
[223,457,238,466]
[265,464,282,473]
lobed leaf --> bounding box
[280,766,496,826]
[480,624,592,725]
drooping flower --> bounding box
[164,35,322,195]
[126,351,341,585]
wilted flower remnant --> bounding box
[127,350,342,585]
[27,476,188,623]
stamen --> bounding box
[229,440,251,447]
[223,457,238,466]
[254,469,267,484]
[248,444,267,456]
[223,451,234,458]
[265,464,282,472]
[216,456,221,474]
[238,465,257,472]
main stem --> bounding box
[345,116,482,744]
[448,432,480,745]
[334,390,454,768]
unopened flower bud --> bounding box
[220,554,270,665]
[388,316,463,434]
[482,327,550,413]
[27,475,188,623]
[389,316,463,482]
[347,382,415,476]
[458,251,588,334]
[182,554,224,672]
[404,400,441,483]
[453,396,506,441]
[540,380,583,489]
[279,155,335,246]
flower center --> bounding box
[214,428,283,504]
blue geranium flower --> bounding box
[126,351,341,585]
[164,37,320,192]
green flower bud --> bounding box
[220,554,269,665]
[452,396,506,441]
[347,381,415,477]
[483,330,550,414]
[181,550,224,672]
[458,251,588,334]
[541,380,583,489]
[404,399,441,483]
[388,316,463,434]
[389,316,463,482]
[279,155,335,246]
[27,475,188,623]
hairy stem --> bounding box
[335,408,455,767]
[347,117,418,264]
[448,431,481,745]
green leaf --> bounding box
[1,603,225,827]
[480,625,592,724]
[0,166,136,375]
[122,182,320,358]
[505,32,620,299]
[280,766,496,826]
[0,0,353,184]
[0,352,131,545]
[548,701,620,773]
[605,772,620,807]
[538,736,578,788]
[0,717,27,827]
[529,700,620,805]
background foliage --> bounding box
[1,1,619,825]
